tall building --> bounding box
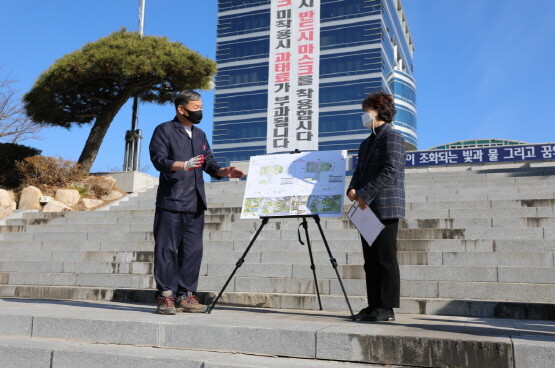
[213,0,416,167]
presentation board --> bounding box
[240,150,347,219]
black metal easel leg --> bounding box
[206,217,270,313]
[301,217,323,310]
[313,215,356,320]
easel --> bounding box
[206,214,356,320]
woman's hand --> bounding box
[348,189,367,210]
[356,196,367,210]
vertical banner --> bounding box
[267,0,320,153]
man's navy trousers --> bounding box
[153,205,204,297]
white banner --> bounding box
[267,0,320,153]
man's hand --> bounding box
[183,155,204,170]
[218,166,245,179]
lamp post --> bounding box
[124,0,146,171]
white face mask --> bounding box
[361,112,373,129]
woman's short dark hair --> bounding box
[362,92,396,124]
[174,90,201,109]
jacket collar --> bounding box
[365,123,390,156]
[359,124,391,173]
[171,116,194,138]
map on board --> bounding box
[240,150,347,219]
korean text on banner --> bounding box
[267,0,320,153]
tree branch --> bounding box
[0,73,42,143]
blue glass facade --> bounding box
[214,0,417,167]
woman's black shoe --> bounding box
[354,306,374,320]
[361,307,395,322]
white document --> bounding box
[347,201,385,246]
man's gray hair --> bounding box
[174,90,201,109]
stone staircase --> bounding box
[6,297,546,368]
[1,162,554,320]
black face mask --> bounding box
[183,109,203,124]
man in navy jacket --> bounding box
[149,90,244,314]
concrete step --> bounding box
[19,209,156,221]
[6,215,555,235]
[0,240,154,252]
[402,217,555,229]
[200,268,555,295]
[409,207,555,218]
[1,259,553,286]
[0,231,154,242]
[0,284,149,301]
[405,183,554,192]
[12,202,555,224]
[399,265,555,283]
[0,271,154,288]
[404,173,555,182]
[2,282,555,322]
[409,187,554,198]
[208,291,555,319]
[0,245,552,267]
[407,192,555,202]
[405,171,555,179]
[405,166,555,176]
[8,213,555,233]
[12,208,548,227]
[4,298,548,367]
[207,278,555,306]
[5,237,553,255]
[399,227,547,240]
[0,260,152,274]
[0,250,153,262]
[407,176,555,184]
[335,278,555,303]
[5,215,156,226]
[0,335,390,368]
[123,187,555,199]
[226,238,555,253]
[3,217,555,239]
[408,198,555,210]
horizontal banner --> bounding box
[352,143,555,169]
[405,143,555,167]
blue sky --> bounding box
[1,1,554,176]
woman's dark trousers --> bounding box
[361,219,400,308]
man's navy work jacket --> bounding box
[149,117,221,212]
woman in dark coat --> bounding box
[347,92,406,321]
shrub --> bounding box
[0,142,42,188]
[71,183,89,197]
[84,176,117,198]
[15,156,85,188]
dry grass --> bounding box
[16,156,85,189]
[83,176,117,198]
[14,156,123,210]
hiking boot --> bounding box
[156,290,176,315]
[176,293,208,313]
[361,307,395,322]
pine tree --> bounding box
[24,29,216,173]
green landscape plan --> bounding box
[241,151,347,219]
